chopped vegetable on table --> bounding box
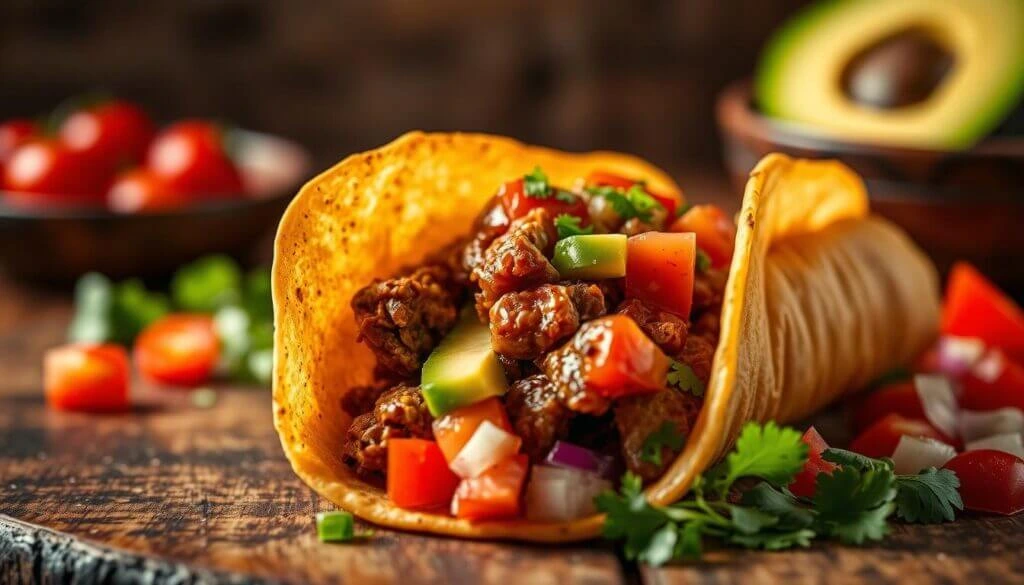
[788,426,837,498]
[849,414,952,459]
[941,262,1024,363]
[135,314,220,388]
[44,343,130,413]
[316,511,355,542]
[943,450,1024,516]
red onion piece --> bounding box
[545,441,613,478]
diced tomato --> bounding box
[586,171,681,219]
[498,177,589,223]
[59,100,155,170]
[943,449,1024,515]
[580,315,671,398]
[788,427,838,498]
[387,439,461,510]
[849,414,951,459]
[134,314,219,387]
[107,168,191,213]
[669,205,736,269]
[0,119,37,170]
[451,454,529,521]
[147,121,243,198]
[851,381,926,433]
[625,231,696,318]
[960,350,1024,412]
[941,263,1024,364]
[44,344,130,413]
[432,397,514,463]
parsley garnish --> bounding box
[554,214,594,239]
[555,190,577,204]
[641,422,686,466]
[596,422,962,566]
[695,249,711,273]
[586,184,664,222]
[523,166,550,197]
[666,361,705,397]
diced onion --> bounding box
[960,408,1024,442]
[914,374,959,439]
[449,420,522,479]
[936,335,986,378]
[972,350,1005,383]
[891,435,957,474]
[525,465,611,521]
[545,441,614,478]
[966,433,1024,459]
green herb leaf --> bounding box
[640,523,678,566]
[727,528,816,551]
[740,483,816,530]
[822,448,894,472]
[67,273,116,343]
[585,184,664,223]
[813,465,896,544]
[171,255,242,312]
[523,166,550,198]
[555,190,578,204]
[695,249,712,273]
[641,422,686,466]
[595,472,671,561]
[316,511,355,542]
[554,214,595,239]
[666,361,705,397]
[729,505,779,535]
[894,467,962,523]
[626,185,660,219]
[713,422,808,490]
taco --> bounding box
[272,132,938,541]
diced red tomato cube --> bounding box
[851,381,926,432]
[44,344,130,413]
[580,315,671,398]
[625,231,696,318]
[451,454,529,521]
[960,350,1024,412]
[943,449,1024,515]
[669,205,736,269]
[586,171,681,219]
[941,263,1024,364]
[387,439,461,510]
[498,177,589,223]
[432,397,514,463]
[788,426,838,498]
[849,414,952,459]
[134,314,219,387]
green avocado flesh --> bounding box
[421,307,509,417]
[755,0,1024,149]
[552,234,628,280]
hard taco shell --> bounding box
[272,132,938,541]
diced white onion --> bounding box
[914,374,959,439]
[449,420,521,479]
[936,336,986,378]
[891,435,957,474]
[525,465,611,521]
[966,433,1024,459]
[972,350,1005,383]
[960,408,1024,442]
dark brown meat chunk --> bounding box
[341,379,390,418]
[489,283,607,359]
[691,307,721,346]
[351,265,461,377]
[692,267,728,315]
[615,388,703,482]
[342,384,434,477]
[541,319,615,416]
[678,334,716,386]
[505,375,573,461]
[498,354,539,382]
[617,298,689,355]
[472,209,559,318]
[459,197,511,279]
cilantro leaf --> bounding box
[894,467,962,523]
[641,422,686,466]
[554,214,594,239]
[666,361,705,397]
[640,523,678,566]
[523,166,550,197]
[674,521,704,560]
[713,422,808,490]
[822,448,894,472]
[625,185,660,218]
[728,528,816,551]
[813,465,896,544]
[171,255,242,312]
[740,483,815,530]
[595,472,668,559]
[729,505,779,535]
[695,249,711,273]
[586,184,664,223]
[555,190,577,204]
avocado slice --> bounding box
[552,234,627,280]
[421,307,509,417]
[755,0,1024,149]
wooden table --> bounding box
[1,272,1022,584]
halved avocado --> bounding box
[756,0,1024,149]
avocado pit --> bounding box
[841,27,955,110]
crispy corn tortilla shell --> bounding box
[272,133,938,542]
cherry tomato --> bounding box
[452,454,529,520]
[44,344,130,413]
[146,120,244,198]
[941,263,1024,364]
[0,119,37,169]
[960,350,1024,412]
[851,381,926,433]
[3,139,108,206]
[387,438,461,510]
[943,449,1024,515]
[59,100,155,169]
[580,315,671,398]
[134,314,219,387]
[498,178,589,223]
[107,168,190,214]
[670,205,737,269]
[432,397,514,463]
[849,414,951,459]
[788,426,838,498]
[625,231,696,318]
[587,171,681,219]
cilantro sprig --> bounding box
[524,166,579,204]
[641,422,686,466]
[554,214,594,239]
[596,422,963,566]
[666,361,705,397]
[586,184,664,223]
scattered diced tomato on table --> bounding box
[941,263,1024,364]
[851,380,926,433]
[134,313,220,387]
[788,426,837,498]
[44,343,130,412]
[849,414,951,459]
[944,450,1024,515]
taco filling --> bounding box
[340,166,736,522]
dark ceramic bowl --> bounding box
[716,80,1024,295]
[0,130,311,283]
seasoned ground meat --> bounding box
[351,265,461,377]
[692,267,728,314]
[691,307,721,345]
[489,282,607,359]
[457,197,511,281]
[617,298,689,355]
[678,334,716,386]
[341,379,390,417]
[342,384,433,476]
[541,320,614,416]
[597,279,625,310]
[497,354,538,382]
[505,374,573,461]
[614,388,703,482]
[472,209,559,318]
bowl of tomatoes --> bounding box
[0,98,311,282]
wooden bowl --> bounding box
[0,130,311,283]
[716,80,1024,295]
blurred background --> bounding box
[0,0,806,178]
